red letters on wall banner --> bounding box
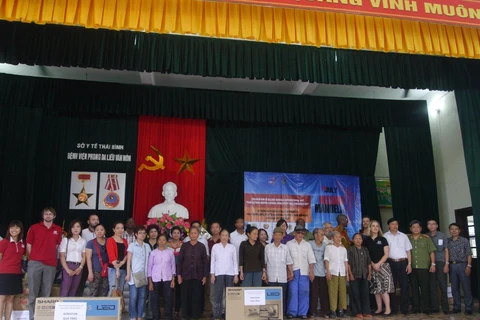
[211,0,480,28]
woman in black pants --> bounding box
[177,227,209,320]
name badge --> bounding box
[438,239,443,246]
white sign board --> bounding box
[244,290,265,306]
[54,302,87,320]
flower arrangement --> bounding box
[146,213,190,238]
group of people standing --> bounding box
[0,208,476,320]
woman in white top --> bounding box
[59,219,87,297]
[210,229,239,320]
[324,231,350,318]
[125,226,151,320]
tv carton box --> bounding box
[34,297,121,320]
[226,287,283,320]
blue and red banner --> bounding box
[244,172,361,239]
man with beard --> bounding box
[323,222,334,245]
[26,207,63,320]
[81,214,99,242]
[77,214,100,296]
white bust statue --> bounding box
[148,182,189,219]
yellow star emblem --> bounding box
[174,150,200,174]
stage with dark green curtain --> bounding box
[3,17,480,295]
[0,72,435,236]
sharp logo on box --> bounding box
[96,305,116,310]
[267,292,280,296]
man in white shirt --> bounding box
[265,227,294,314]
[383,218,412,315]
[230,218,247,260]
[183,220,210,256]
[286,225,316,319]
[81,214,99,242]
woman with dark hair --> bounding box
[59,219,87,297]
[258,229,269,247]
[274,219,294,244]
[0,220,25,320]
[239,226,266,287]
[177,227,209,320]
[167,226,183,319]
[146,225,159,250]
[86,224,109,297]
[359,216,371,240]
[106,221,128,296]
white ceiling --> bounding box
[0,63,448,103]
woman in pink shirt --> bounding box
[148,234,176,320]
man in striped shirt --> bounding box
[265,227,293,315]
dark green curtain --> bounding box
[455,89,480,248]
[384,103,439,232]
[205,122,381,230]
[0,21,471,90]
[30,114,138,234]
[0,73,428,128]
[0,106,138,232]
[0,106,43,230]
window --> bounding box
[467,215,477,258]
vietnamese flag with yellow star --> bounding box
[133,116,206,224]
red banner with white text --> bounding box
[213,0,480,28]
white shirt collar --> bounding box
[10,237,23,243]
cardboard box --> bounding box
[226,287,283,320]
[13,294,29,311]
[34,297,121,320]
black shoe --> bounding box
[411,309,421,314]
[431,310,439,314]
[450,309,461,314]
[424,312,432,315]
[443,311,450,315]
[465,311,473,315]
[336,310,347,318]
[328,311,337,319]
[286,315,294,319]
[401,312,410,315]
[382,313,392,317]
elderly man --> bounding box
[308,228,330,318]
[323,222,334,245]
[148,181,189,219]
[265,227,294,314]
[286,225,316,319]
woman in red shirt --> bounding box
[106,222,128,296]
[0,220,25,320]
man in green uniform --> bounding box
[408,220,436,315]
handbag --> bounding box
[56,238,69,282]
[132,244,148,288]
[93,239,108,278]
[109,278,125,313]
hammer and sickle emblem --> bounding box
[137,146,166,172]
